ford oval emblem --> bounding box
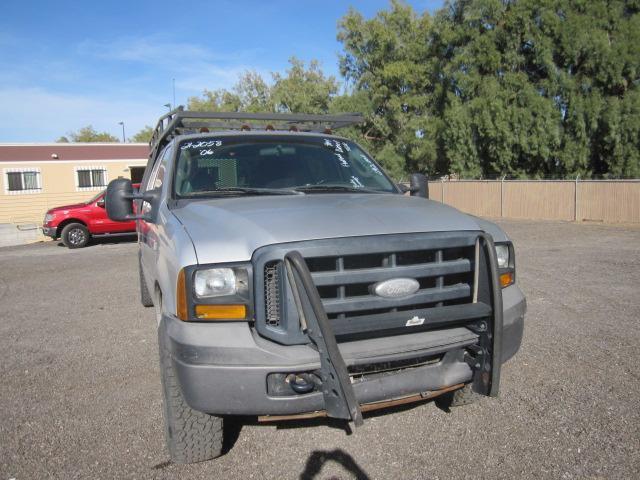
[372,278,420,298]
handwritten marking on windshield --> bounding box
[324,139,355,168]
[181,140,222,150]
[335,153,349,167]
[350,176,364,188]
[360,154,382,175]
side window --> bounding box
[146,146,172,192]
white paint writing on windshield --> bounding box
[360,154,382,175]
[181,140,222,150]
[350,176,364,188]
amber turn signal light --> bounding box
[194,304,247,320]
[176,269,189,320]
[499,272,514,288]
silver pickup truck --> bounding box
[105,110,526,464]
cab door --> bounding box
[83,194,110,234]
[92,193,136,234]
[139,145,172,284]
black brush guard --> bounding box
[282,233,503,428]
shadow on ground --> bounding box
[299,449,370,479]
[55,234,137,249]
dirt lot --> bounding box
[0,220,638,479]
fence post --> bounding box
[500,175,506,218]
[574,175,580,222]
[441,178,445,203]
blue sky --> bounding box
[0,0,443,142]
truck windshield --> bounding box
[174,135,397,197]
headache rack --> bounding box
[148,107,364,162]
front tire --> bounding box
[61,223,90,248]
[157,294,224,464]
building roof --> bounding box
[0,143,150,162]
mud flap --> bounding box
[284,251,364,428]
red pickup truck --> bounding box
[42,185,139,248]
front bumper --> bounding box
[42,225,57,238]
[160,284,526,416]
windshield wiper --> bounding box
[194,187,303,196]
[293,185,385,194]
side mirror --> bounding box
[96,199,105,208]
[105,178,159,222]
[409,173,429,198]
[106,178,135,221]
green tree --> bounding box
[57,125,119,143]
[188,70,271,112]
[130,125,154,143]
[271,58,339,114]
[235,71,273,112]
[338,1,436,178]
[188,58,339,115]
[430,0,640,177]
[188,88,243,112]
[338,0,640,178]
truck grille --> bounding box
[254,232,487,345]
[264,262,282,327]
[305,248,473,319]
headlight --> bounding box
[194,268,247,298]
[495,244,510,268]
[44,213,54,223]
[495,243,515,288]
[177,265,251,321]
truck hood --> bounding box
[48,202,89,213]
[171,193,505,264]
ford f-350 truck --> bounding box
[105,109,526,464]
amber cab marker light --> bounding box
[176,269,189,320]
[195,304,247,320]
[500,272,514,288]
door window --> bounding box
[146,146,172,192]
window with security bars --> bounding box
[77,169,106,188]
[6,171,41,192]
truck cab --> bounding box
[105,109,526,464]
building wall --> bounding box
[0,159,147,224]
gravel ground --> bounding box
[0,220,638,479]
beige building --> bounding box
[0,143,149,225]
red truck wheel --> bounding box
[61,223,90,249]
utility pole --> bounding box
[118,122,125,143]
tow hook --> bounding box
[286,373,319,394]
[464,344,485,370]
